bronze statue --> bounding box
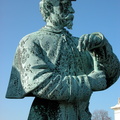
[6,0,120,119]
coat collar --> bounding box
[40,25,72,36]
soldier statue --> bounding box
[6,0,120,120]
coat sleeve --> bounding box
[8,34,93,102]
[92,39,120,88]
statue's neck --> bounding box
[46,22,65,31]
[40,25,72,39]
[44,25,66,33]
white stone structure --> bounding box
[111,98,120,120]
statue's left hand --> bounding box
[78,32,106,52]
[88,70,107,91]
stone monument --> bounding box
[6,0,120,120]
[111,98,120,120]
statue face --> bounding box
[48,0,75,29]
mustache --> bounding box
[65,14,74,20]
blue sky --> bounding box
[0,0,120,120]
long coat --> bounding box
[6,26,120,120]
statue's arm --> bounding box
[78,32,120,89]
[20,36,93,101]
[32,73,93,102]
[92,38,120,88]
[19,36,82,101]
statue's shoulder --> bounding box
[18,30,47,48]
[20,28,60,45]
[18,28,61,51]
[19,31,41,43]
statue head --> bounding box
[39,0,75,29]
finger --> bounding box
[79,35,84,51]
[89,34,102,50]
[83,34,90,51]
[93,35,104,48]
[88,34,94,50]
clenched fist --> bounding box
[78,32,106,52]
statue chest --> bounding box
[40,34,93,76]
